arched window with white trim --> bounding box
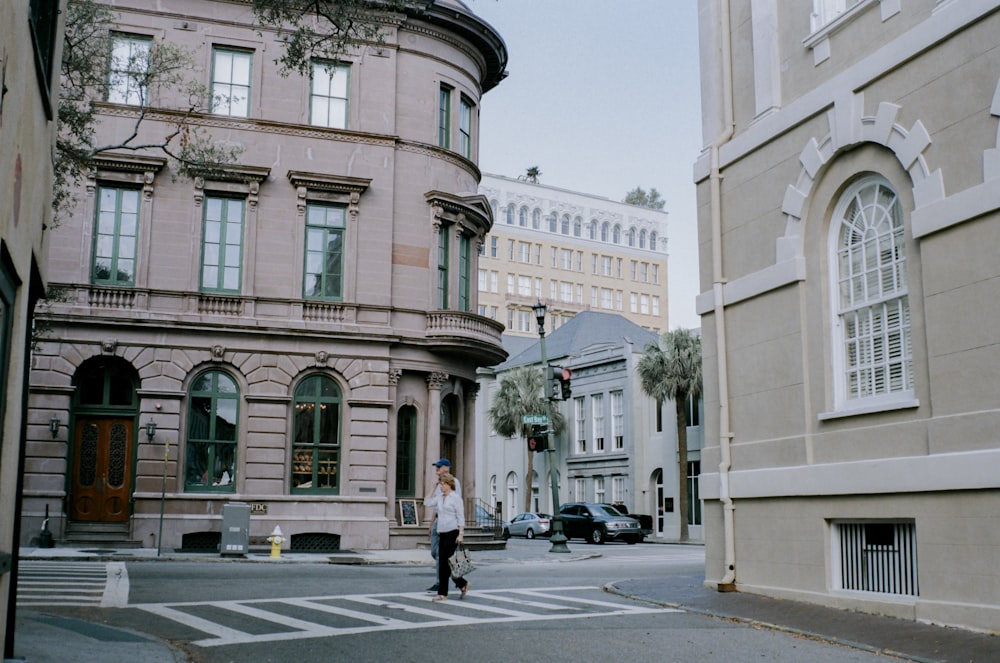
[829,176,913,410]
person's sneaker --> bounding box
[426,584,439,592]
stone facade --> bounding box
[24,0,507,553]
[696,0,1000,632]
[0,0,64,649]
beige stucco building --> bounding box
[24,0,507,554]
[0,0,64,652]
[696,0,1000,632]
[477,174,669,337]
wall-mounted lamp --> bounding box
[48,416,60,439]
[145,418,157,443]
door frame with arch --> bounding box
[67,357,140,524]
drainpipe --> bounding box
[709,0,737,591]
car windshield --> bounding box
[589,505,625,518]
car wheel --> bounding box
[626,538,637,545]
[589,527,605,544]
[502,528,510,540]
[526,528,535,539]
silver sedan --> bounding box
[504,512,551,539]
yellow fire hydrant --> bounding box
[266,525,284,558]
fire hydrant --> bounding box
[266,526,284,558]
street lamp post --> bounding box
[532,301,570,553]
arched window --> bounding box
[518,206,528,227]
[395,405,417,497]
[649,231,657,250]
[291,375,342,493]
[548,213,558,233]
[505,205,514,225]
[560,214,570,235]
[639,229,647,248]
[186,371,239,492]
[588,220,597,240]
[573,217,582,237]
[532,209,541,229]
[830,176,912,409]
[600,222,609,242]
[613,224,622,244]
[627,227,636,247]
[490,475,498,508]
[490,199,498,220]
[506,472,519,520]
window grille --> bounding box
[835,521,918,596]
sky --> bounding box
[466,0,705,331]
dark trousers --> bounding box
[437,529,468,597]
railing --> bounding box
[837,521,918,596]
[467,497,503,539]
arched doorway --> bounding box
[652,468,665,537]
[69,357,139,523]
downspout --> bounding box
[709,0,737,590]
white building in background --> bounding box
[476,311,703,543]
[477,174,670,337]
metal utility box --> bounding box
[220,502,250,556]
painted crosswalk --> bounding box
[16,560,129,608]
[134,586,682,647]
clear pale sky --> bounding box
[467,0,704,331]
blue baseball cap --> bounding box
[432,458,451,467]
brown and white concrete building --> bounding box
[24,0,507,553]
[696,0,1000,633]
[477,173,669,337]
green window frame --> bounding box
[108,33,151,105]
[395,405,417,497]
[310,61,350,129]
[303,203,346,300]
[92,186,140,286]
[200,196,245,293]
[459,96,473,158]
[291,375,342,493]
[457,233,470,311]
[211,47,252,117]
[438,86,452,148]
[437,227,450,309]
[185,371,239,492]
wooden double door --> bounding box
[70,418,133,522]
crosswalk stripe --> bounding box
[133,586,682,648]
[16,561,122,608]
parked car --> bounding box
[503,512,551,539]
[558,502,644,544]
[473,503,507,533]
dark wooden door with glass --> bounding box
[70,418,133,522]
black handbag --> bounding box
[448,545,475,578]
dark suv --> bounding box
[558,502,644,544]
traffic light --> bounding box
[550,366,572,400]
[526,424,548,452]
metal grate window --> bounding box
[835,521,918,596]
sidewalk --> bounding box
[10,545,999,663]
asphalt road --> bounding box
[26,542,906,663]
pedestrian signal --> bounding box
[526,424,548,452]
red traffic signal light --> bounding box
[550,366,572,400]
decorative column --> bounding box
[461,383,480,498]
[423,372,448,497]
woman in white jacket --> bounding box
[432,473,470,601]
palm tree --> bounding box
[636,328,702,542]
[524,166,541,183]
[487,366,565,513]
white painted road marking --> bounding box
[16,561,129,608]
[133,586,682,647]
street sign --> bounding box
[522,414,548,425]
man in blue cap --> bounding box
[423,457,461,592]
